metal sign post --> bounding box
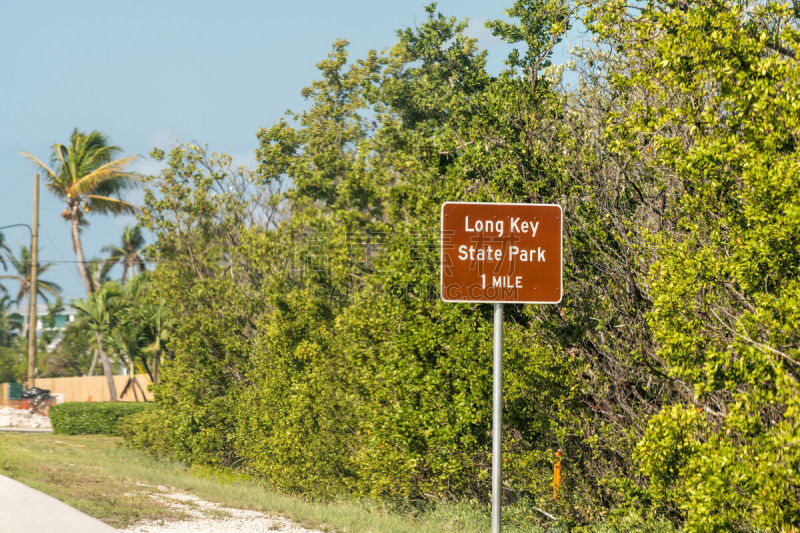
[492,302,503,533]
[440,202,563,532]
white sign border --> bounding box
[439,201,563,305]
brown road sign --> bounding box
[440,202,563,303]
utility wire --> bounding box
[11,259,158,264]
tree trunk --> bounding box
[88,348,99,376]
[95,332,117,401]
[71,210,95,295]
[134,378,148,401]
[129,357,138,401]
[152,350,159,383]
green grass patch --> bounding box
[0,433,188,528]
[0,433,560,531]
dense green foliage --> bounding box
[585,0,800,528]
[125,0,799,529]
[50,401,152,435]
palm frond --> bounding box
[0,274,27,304]
[73,130,121,178]
[74,155,139,195]
[93,177,140,199]
[100,244,126,257]
[85,195,138,215]
[45,182,70,201]
[1,245,61,304]
[36,280,63,303]
[21,151,60,181]
[6,251,24,276]
[82,145,119,174]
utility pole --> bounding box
[27,174,39,387]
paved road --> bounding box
[0,475,117,532]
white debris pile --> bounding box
[0,406,52,429]
[121,488,323,533]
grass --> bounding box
[0,433,189,528]
[0,433,553,532]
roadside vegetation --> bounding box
[1,0,798,530]
[0,433,189,529]
[0,433,559,532]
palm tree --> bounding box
[104,279,150,401]
[22,129,139,296]
[0,246,62,305]
[23,129,139,400]
[116,272,170,384]
[78,258,114,377]
[102,226,146,283]
[72,282,124,397]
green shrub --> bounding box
[118,405,175,456]
[50,402,154,436]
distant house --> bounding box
[8,303,77,336]
[39,307,77,334]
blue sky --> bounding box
[0,0,582,303]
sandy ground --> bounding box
[120,486,325,533]
[0,406,52,429]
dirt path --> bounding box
[119,486,325,533]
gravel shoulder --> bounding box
[120,485,325,533]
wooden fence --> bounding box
[1,374,154,404]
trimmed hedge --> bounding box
[50,401,154,436]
